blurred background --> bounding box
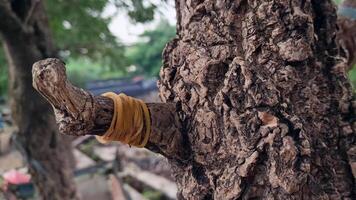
[0,0,176,101]
[0,0,354,199]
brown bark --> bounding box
[0,0,77,199]
[31,0,355,199]
[159,0,355,199]
[32,58,188,162]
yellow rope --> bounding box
[95,92,151,148]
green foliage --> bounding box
[0,48,7,99]
[65,20,176,87]
[334,0,342,5]
[65,58,125,88]
[45,0,127,69]
[142,189,165,200]
[126,0,156,23]
[0,0,163,97]
[126,20,175,77]
[0,67,7,98]
[349,66,356,92]
[45,0,160,69]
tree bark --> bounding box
[32,58,188,162]
[159,0,355,199]
[0,0,77,199]
[31,0,355,199]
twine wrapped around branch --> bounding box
[96,93,151,147]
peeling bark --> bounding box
[158,0,355,199]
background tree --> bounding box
[32,0,355,199]
[0,0,161,199]
[0,0,78,198]
[0,49,7,98]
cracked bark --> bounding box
[31,0,355,199]
[0,0,77,199]
[158,0,355,199]
[32,58,187,162]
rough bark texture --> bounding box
[0,0,77,199]
[32,58,187,162]
[158,0,355,199]
[30,0,355,199]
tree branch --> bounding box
[0,0,26,36]
[32,58,187,161]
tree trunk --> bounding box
[0,1,77,199]
[159,0,355,199]
[31,0,355,199]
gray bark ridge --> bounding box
[159,0,355,199]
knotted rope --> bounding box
[96,92,151,147]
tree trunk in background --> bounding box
[159,0,355,199]
[0,0,77,199]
